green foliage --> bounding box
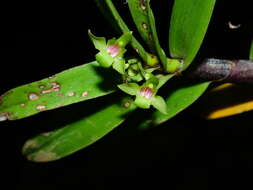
[0,61,116,121]
[23,96,136,162]
[146,0,169,70]
[169,0,216,69]
[127,0,156,53]
[5,0,249,162]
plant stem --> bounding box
[187,59,253,84]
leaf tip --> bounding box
[26,150,59,163]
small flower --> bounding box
[117,80,168,114]
[88,30,132,74]
[106,44,120,58]
[139,87,153,99]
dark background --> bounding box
[1,0,253,189]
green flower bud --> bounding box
[146,54,159,66]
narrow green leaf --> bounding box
[146,1,168,69]
[127,0,156,53]
[139,81,210,129]
[250,39,253,60]
[169,0,216,69]
[0,61,117,121]
[22,96,136,162]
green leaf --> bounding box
[22,96,136,162]
[139,81,210,129]
[117,83,140,95]
[169,0,216,70]
[127,0,156,53]
[151,96,167,114]
[0,61,117,121]
[146,1,168,69]
[250,39,253,60]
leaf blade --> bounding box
[169,0,216,69]
[22,96,136,162]
[146,1,168,68]
[127,0,155,53]
[0,61,117,120]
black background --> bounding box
[1,0,253,189]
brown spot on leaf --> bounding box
[41,82,60,94]
[22,140,40,152]
[124,101,131,108]
[20,103,25,107]
[28,151,59,162]
[82,91,89,97]
[142,23,148,30]
[67,92,75,97]
[36,105,47,111]
[140,0,146,11]
[38,85,45,89]
[40,132,52,137]
[28,92,40,101]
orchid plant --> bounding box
[0,0,252,162]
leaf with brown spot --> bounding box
[0,61,118,121]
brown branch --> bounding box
[187,59,253,84]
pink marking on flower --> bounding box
[106,44,120,57]
[139,87,153,99]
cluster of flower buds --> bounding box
[89,31,168,114]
